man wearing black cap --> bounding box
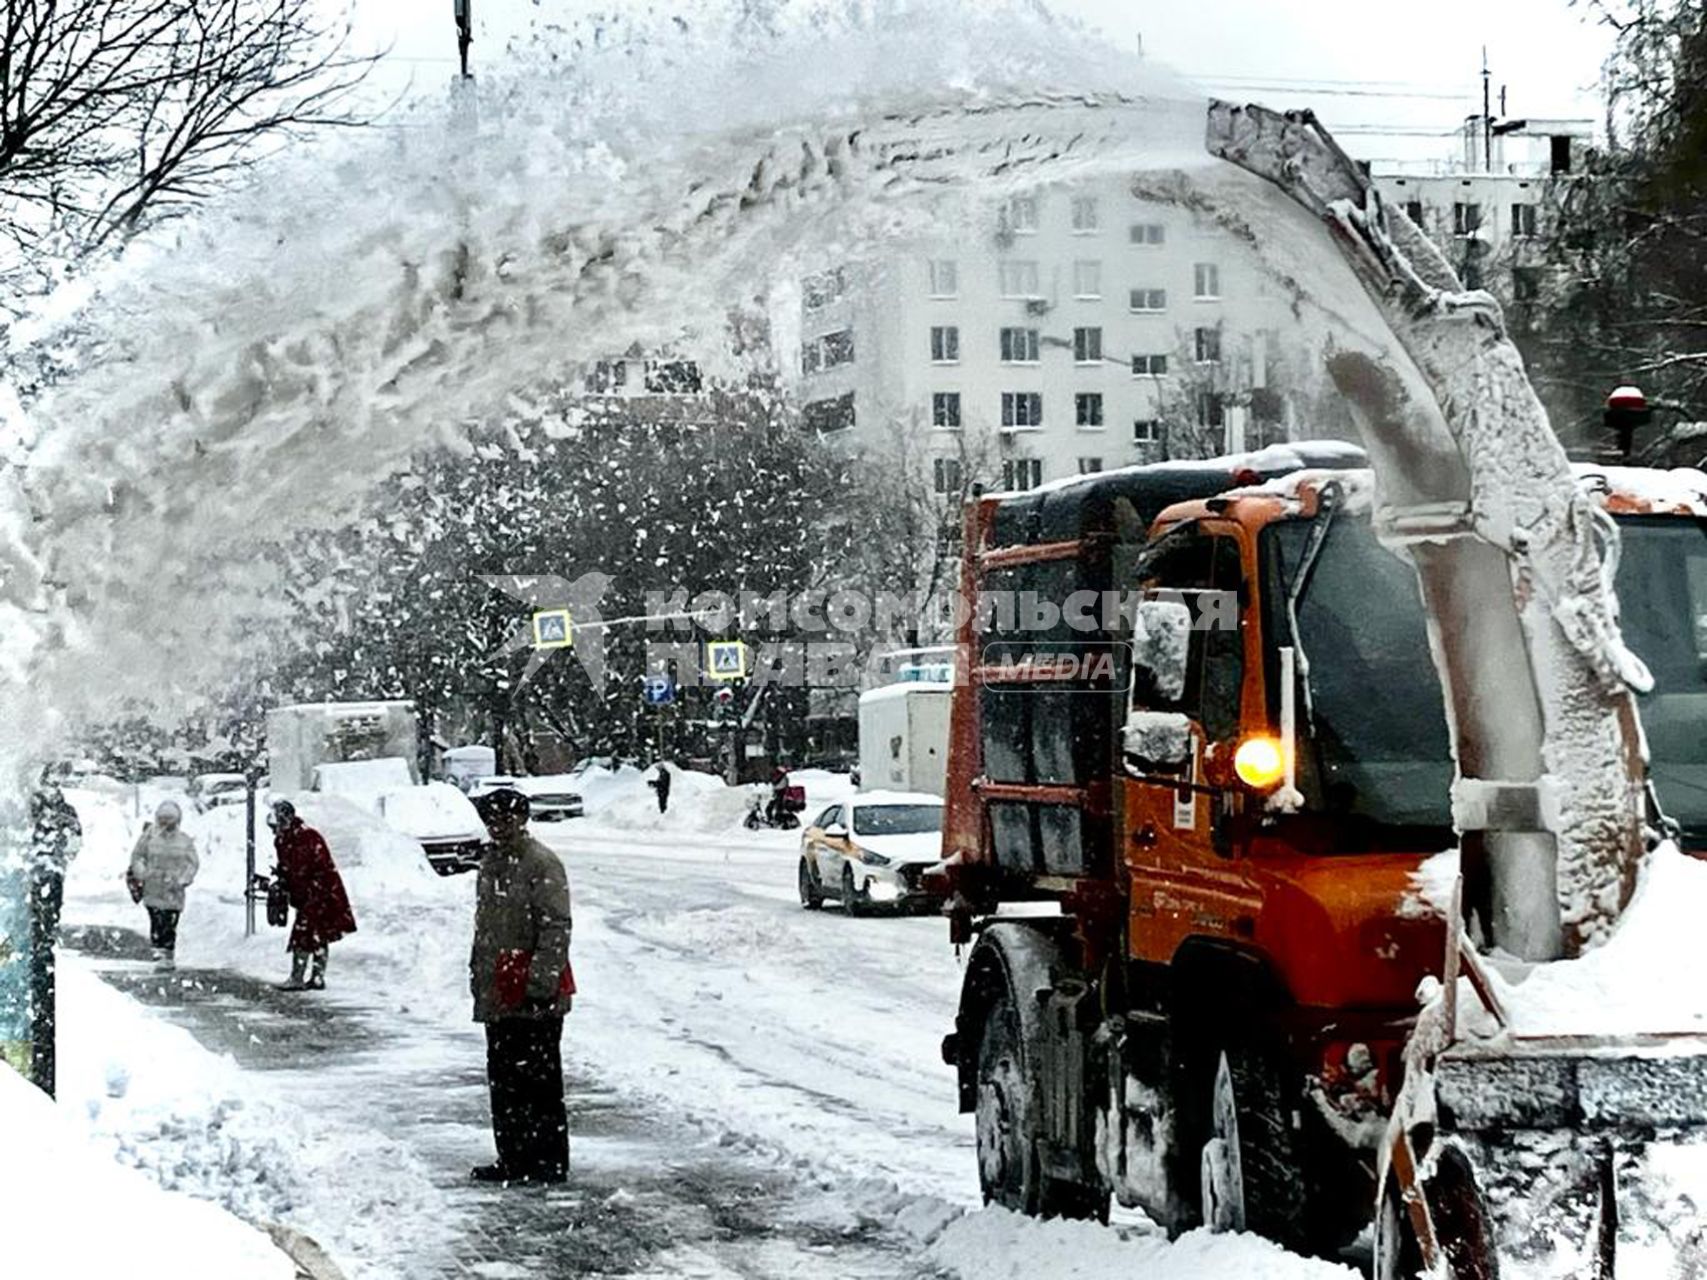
[468,786,575,1186]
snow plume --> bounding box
[0,0,1206,780]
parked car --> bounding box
[470,774,584,823]
[189,771,250,812]
[376,782,489,876]
[797,792,946,914]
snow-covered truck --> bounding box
[936,100,1707,1278]
[858,681,950,797]
[265,701,420,794]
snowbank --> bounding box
[924,1207,1354,1280]
[574,763,855,836]
[0,1062,296,1280]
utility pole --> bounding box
[1482,47,1493,172]
[455,0,474,80]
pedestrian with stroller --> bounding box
[267,800,357,991]
[126,800,199,970]
[648,763,672,814]
[469,786,574,1187]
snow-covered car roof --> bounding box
[377,783,485,841]
[846,791,943,809]
[471,774,582,797]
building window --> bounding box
[1076,393,1105,429]
[1453,202,1482,236]
[1073,260,1103,298]
[1131,354,1168,377]
[930,325,960,363]
[1129,287,1167,313]
[1073,327,1103,364]
[802,267,847,310]
[644,360,702,393]
[1130,222,1166,246]
[932,392,963,430]
[1133,419,1161,444]
[998,260,1040,298]
[1194,327,1222,364]
[1404,199,1425,224]
[999,327,1041,363]
[1001,392,1044,429]
[587,359,628,394]
[933,457,963,494]
[1071,196,1100,232]
[1003,457,1044,490]
[803,392,856,433]
[800,329,855,375]
[1003,196,1039,235]
[1078,457,1104,474]
[929,259,959,297]
[1511,203,1538,238]
[1194,263,1221,300]
[1550,134,1573,175]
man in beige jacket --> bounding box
[468,786,573,1186]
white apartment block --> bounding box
[788,175,1305,495]
[1372,116,1592,311]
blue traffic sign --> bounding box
[643,674,676,706]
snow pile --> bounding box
[53,960,464,1277]
[1483,843,1707,1038]
[925,1208,1356,1280]
[0,1061,296,1280]
[575,763,854,835]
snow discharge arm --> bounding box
[1206,101,1651,960]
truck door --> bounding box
[1122,527,1250,963]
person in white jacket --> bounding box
[127,800,200,970]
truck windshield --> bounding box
[1613,516,1707,843]
[1262,517,1454,836]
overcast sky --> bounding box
[346,1,1613,167]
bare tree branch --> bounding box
[0,0,378,312]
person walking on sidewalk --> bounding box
[648,762,672,814]
[126,800,199,970]
[268,800,357,991]
[468,786,574,1187]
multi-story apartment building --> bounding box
[788,176,1308,494]
[1372,115,1592,325]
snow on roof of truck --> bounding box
[859,679,953,705]
[995,440,1367,501]
[1574,463,1707,513]
[982,440,1368,551]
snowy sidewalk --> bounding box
[63,924,918,1278]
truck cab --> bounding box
[939,449,1707,1252]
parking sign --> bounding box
[643,674,675,706]
[705,640,749,682]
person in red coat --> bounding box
[268,800,357,991]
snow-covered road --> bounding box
[55,785,1356,1279]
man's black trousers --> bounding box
[485,1016,569,1179]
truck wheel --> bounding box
[1199,1046,1308,1251]
[974,979,1107,1221]
[798,858,824,910]
[975,986,1043,1212]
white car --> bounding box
[470,774,585,823]
[189,771,251,811]
[376,782,489,876]
[797,792,946,914]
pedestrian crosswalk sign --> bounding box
[532,609,573,650]
[705,640,749,682]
